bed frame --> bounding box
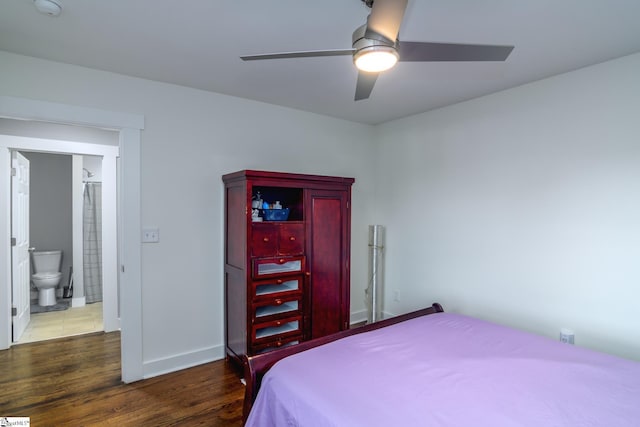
[242,303,444,421]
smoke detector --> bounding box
[34,0,62,17]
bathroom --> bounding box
[18,151,104,343]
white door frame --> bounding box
[3,136,118,330]
[0,96,144,383]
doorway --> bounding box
[0,95,144,383]
[14,151,107,344]
[3,137,118,343]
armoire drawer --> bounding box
[252,316,302,344]
[253,296,301,323]
[277,223,304,255]
[252,276,303,300]
[252,336,302,355]
[252,256,304,279]
[251,226,278,257]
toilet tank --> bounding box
[31,250,62,274]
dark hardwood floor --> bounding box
[0,332,245,426]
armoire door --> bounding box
[306,189,350,339]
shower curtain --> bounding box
[83,182,103,304]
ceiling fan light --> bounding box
[354,47,399,73]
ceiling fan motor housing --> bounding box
[352,22,397,48]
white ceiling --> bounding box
[1,1,640,125]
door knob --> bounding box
[28,247,36,252]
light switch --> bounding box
[142,227,160,243]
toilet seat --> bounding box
[33,272,62,280]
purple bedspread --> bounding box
[245,312,640,426]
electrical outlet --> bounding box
[393,290,400,302]
[142,227,160,243]
[559,328,574,344]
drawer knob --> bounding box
[263,237,269,242]
[275,299,283,305]
[275,321,282,326]
[289,236,296,241]
[276,279,283,284]
[276,341,283,347]
[278,258,285,264]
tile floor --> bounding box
[17,301,104,344]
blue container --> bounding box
[262,208,290,221]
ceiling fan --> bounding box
[241,0,514,101]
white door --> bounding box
[11,151,30,342]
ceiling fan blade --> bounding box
[241,49,354,61]
[398,41,514,62]
[365,0,408,43]
[355,71,379,101]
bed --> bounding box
[242,303,640,426]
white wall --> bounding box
[375,53,640,360]
[3,46,637,374]
[0,51,376,376]
[21,151,73,293]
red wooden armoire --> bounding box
[223,170,354,367]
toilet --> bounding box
[31,250,63,307]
